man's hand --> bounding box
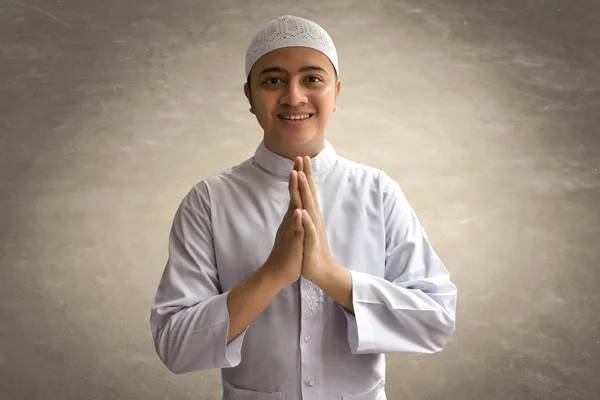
[295,156,335,283]
[226,159,306,343]
[262,158,305,285]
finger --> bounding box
[297,156,303,172]
[289,170,302,210]
[301,209,317,243]
[293,208,304,234]
[298,171,316,216]
[303,156,319,208]
[303,156,312,179]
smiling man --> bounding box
[244,44,340,161]
[150,15,457,400]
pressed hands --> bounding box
[226,157,354,343]
[264,156,334,285]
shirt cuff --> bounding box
[341,270,374,354]
[224,326,248,366]
[342,307,359,352]
[214,291,249,368]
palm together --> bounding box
[290,156,333,283]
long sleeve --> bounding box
[343,171,457,355]
[150,181,248,374]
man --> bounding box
[150,15,457,400]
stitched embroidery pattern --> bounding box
[301,277,323,319]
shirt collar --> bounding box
[253,139,338,178]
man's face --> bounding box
[244,47,341,151]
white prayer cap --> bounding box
[245,15,338,81]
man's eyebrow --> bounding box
[258,65,329,76]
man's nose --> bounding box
[280,80,307,106]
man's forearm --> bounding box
[226,265,287,343]
[311,261,354,314]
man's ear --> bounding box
[244,82,254,114]
[334,79,341,112]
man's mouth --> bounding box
[277,114,313,120]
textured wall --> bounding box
[1,0,599,399]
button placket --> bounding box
[299,277,325,399]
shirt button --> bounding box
[304,334,312,343]
[307,379,316,387]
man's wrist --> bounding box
[257,262,292,291]
[306,258,337,287]
[309,260,355,313]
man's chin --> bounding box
[277,129,322,144]
[264,130,325,156]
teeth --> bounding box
[279,114,311,120]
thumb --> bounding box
[301,210,317,244]
[293,208,305,235]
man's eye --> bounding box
[265,77,322,85]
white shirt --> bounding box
[150,139,457,400]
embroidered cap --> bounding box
[245,15,338,81]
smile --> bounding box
[277,114,313,120]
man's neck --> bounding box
[264,135,325,161]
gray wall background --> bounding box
[1,0,599,399]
